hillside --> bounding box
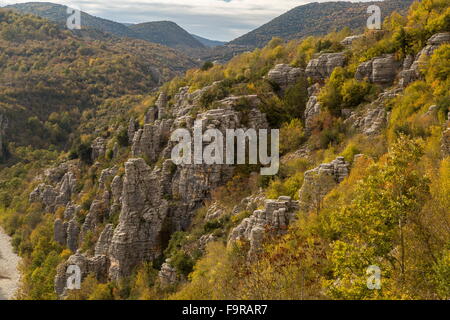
[5,2,137,39]
[0,9,197,158]
[230,0,415,47]
[130,21,205,49]
[0,0,448,301]
[6,2,206,50]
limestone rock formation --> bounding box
[158,260,179,287]
[91,137,106,161]
[399,32,450,87]
[267,64,304,91]
[298,157,350,213]
[131,120,173,163]
[340,35,363,46]
[344,88,402,135]
[127,118,138,144]
[55,88,270,293]
[229,196,300,258]
[54,219,67,246]
[355,54,400,86]
[305,52,347,82]
[156,92,168,120]
[204,202,226,222]
[54,251,109,297]
[344,105,387,136]
[305,83,322,133]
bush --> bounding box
[280,119,305,154]
[201,61,214,71]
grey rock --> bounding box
[128,118,137,144]
[305,84,322,133]
[158,261,179,287]
[156,93,168,120]
[91,137,106,161]
[305,52,347,82]
[54,252,109,297]
[267,64,304,91]
[54,219,67,246]
[66,219,80,253]
[355,54,400,86]
[340,35,363,46]
[400,33,450,87]
[229,197,300,259]
[95,224,114,256]
[298,157,350,213]
[131,120,173,163]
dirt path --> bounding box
[0,227,21,300]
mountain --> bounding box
[191,34,226,47]
[5,2,205,50]
[0,8,197,155]
[0,0,449,302]
[230,0,415,47]
[5,2,138,38]
[129,21,205,49]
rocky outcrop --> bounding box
[91,137,106,161]
[344,88,402,135]
[54,219,67,246]
[131,120,173,163]
[55,89,270,293]
[158,260,179,287]
[127,118,137,144]
[204,202,226,222]
[267,64,304,91]
[156,92,168,120]
[355,54,401,86]
[305,52,347,82]
[54,251,109,297]
[400,32,450,87]
[229,196,300,258]
[305,83,322,133]
[344,105,387,136]
[340,35,363,46]
[298,157,350,213]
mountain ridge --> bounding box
[229,0,415,47]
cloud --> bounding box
[2,0,376,41]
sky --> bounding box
[2,0,377,41]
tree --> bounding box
[327,135,430,299]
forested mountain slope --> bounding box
[230,0,415,47]
[0,0,448,300]
[0,9,197,160]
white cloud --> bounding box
[1,0,376,41]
